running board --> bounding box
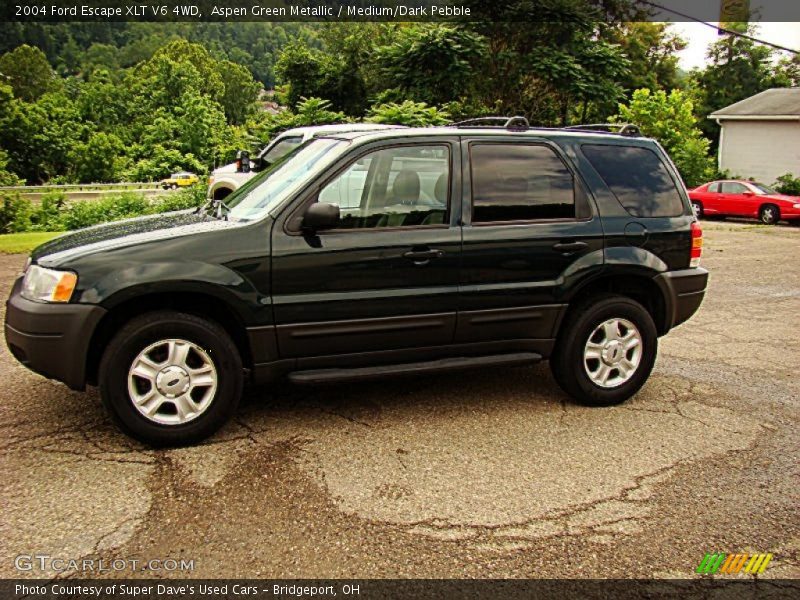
[288,352,541,385]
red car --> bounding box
[688,180,800,225]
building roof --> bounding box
[710,88,800,120]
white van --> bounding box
[207,123,404,200]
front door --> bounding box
[457,137,604,344]
[270,138,462,360]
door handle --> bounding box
[552,241,588,253]
[403,248,444,263]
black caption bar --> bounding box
[3,0,800,23]
[3,579,800,600]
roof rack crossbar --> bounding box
[564,123,641,137]
[450,116,530,131]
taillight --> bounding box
[690,221,703,267]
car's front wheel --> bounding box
[99,311,242,446]
[550,295,657,406]
[759,204,780,225]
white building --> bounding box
[710,88,800,184]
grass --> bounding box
[0,232,64,254]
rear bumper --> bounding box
[4,278,106,390]
[654,267,709,333]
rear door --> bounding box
[270,137,462,359]
[457,137,603,344]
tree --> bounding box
[616,88,715,188]
[373,25,486,106]
[608,22,686,94]
[366,100,450,126]
[460,1,633,124]
[0,44,59,101]
[218,60,262,125]
[71,132,127,183]
[692,23,788,148]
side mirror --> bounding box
[742,190,754,196]
[236,150,251,173]
[302,202,340,232]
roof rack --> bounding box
[450,116,530,131]
[563,123,641,137]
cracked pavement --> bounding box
[0,220,798,579]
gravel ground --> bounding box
[0,220,798,580]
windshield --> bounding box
[750,183,777,195]
[226,138,348,221]
[259,135,304,164]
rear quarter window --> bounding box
[581,144,685,218]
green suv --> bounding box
[5,119,708,445]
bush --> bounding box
[773,173,800,196]
[0,187,206,234]
[0,192,34,233]
[365,100,450,126]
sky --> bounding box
[669,21,800,70]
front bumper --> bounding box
[4,277,106,390]
[654,267,709,333]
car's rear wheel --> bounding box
[550,295,657,406]
[759,204,780,225]
[99,311,242,446]
[691,200,703,218]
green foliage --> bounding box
[607,22,686,95]
[691,23,789,148]
[773,174,800,196]
[249,97,348,144]
[366,101,450,127]
[616,89,715,188]
[0,45,60,101]
[0,187,205,234]
[373,25,487,106]
[275,38,368,116]
[0,192,33,233]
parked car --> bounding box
[5,119,708,446]
[207,123,404,200]
[160,172,199,189]
[688,180,800,225]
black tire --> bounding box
[550,294,657,407]
[170,183,178,190]
[691,200,703,218]
[99,311,242,446]
[759,204,780,225]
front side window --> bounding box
[750,183,776,195]
[317,145,450,229]
[582,144,684,218]
[470,144,575,222]
[708,182,721,193]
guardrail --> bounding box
[0,182,162,193]
[0,182,185,203]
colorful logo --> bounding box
[696,553,773,575]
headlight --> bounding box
[793,203,800,209]
[21,265,78,303]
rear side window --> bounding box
[582,144,684,217]
[470,144,575,222]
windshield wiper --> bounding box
[194,198,232,220]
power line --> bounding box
[636,0,800,54]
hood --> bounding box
[764,193,799,204]
[212,162,238,175]
[32,210,244,265]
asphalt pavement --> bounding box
[1,220,798,580]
